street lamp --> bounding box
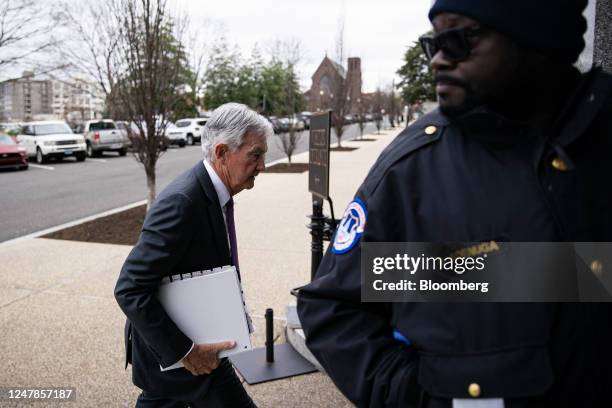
[319,90,325,111]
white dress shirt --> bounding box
[204,159,231,228]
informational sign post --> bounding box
[307,111,332,279]
[308,111,331,200]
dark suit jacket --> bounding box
[114,160,232,400]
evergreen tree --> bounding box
[203,40,240,109]
[397,35,436,105]
[202,40,303,117]
[260,61,287,116]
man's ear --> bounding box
[213,144,228,163]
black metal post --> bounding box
[310,196,325,280]
[265,308,274,363]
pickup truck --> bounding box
[75,120,130,157]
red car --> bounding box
[0,133,28,170]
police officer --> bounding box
[298,0,612,407]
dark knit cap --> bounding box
[428,0,588,63]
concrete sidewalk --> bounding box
[0,127,402,407]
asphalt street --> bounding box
[0,122,380,242]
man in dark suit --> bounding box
[115,103,271,407]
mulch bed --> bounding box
[43,205,146,246]
[330,146,358,152]
[263,163,309,173]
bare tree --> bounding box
[0,0,62,79]
[55,1,123,117]
[268,39,305,166]
[278,111,303,166]
[278,125,300,165]
[112,0,192,208]
[357,99,365,140]
[330,18,350,148]
[58,1,215,120]
[60,0,192,209]
[388,80,397,128]
[267,37,302,67]
[184,19,224,114]
[373,87,384,134]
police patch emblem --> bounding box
[332,198,367,254]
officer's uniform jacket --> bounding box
[297,68,612,407]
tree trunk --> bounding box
[146,165,156,211]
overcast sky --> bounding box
[172,0,433,92]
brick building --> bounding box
[305,55,363,114]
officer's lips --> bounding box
[436,80,464,94]
[435,75,466,96]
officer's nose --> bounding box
[430,49,455,73]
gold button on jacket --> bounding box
[425,125,437,135]
[468,383,481,398]
[551,157,568,171]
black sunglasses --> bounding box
[419,26,484,62]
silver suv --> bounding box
[75,119,130,157]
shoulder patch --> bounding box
[332,198,367,254]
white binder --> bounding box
[157,265,252,371]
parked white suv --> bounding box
[74,119,130,157]
[17,121,86,164]
[163,122,187,147]
[174,118,207,145]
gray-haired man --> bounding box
[115,103,270,407]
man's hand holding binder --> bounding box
[182,341,237,376]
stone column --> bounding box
[594,0,612,72]
[577,0,596,72]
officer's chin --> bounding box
[438,92,473,117]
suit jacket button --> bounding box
[591,260,604,278]
[425,126,437,135]
[551,157,568,171]
[468,383,481,398]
